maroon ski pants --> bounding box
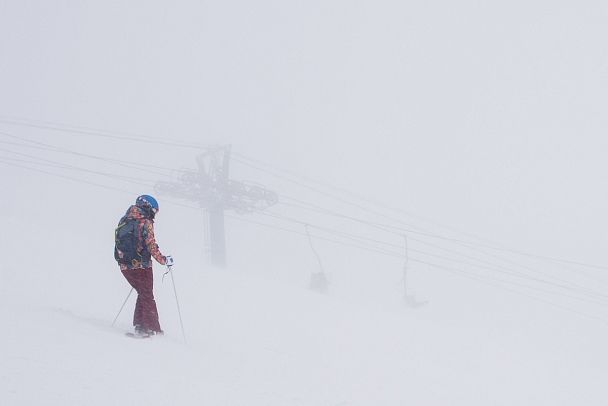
[122,267,161,333]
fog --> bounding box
[1,1,608,405]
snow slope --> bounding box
[2,218,607,406]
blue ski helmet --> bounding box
[136,195,159,213]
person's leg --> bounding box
[135,268,162,333]
[122,269,145,328]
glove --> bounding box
[165,255,174,267]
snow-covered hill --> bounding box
[2,219,607,406]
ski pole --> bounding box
[112,287,134,327]
[169,265,187,344]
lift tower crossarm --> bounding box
[154,145,277,268]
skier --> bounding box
[114,195,173,337]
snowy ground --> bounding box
[2,228,607,406]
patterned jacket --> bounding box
[117,205,167,271]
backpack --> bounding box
[114,218,149,265]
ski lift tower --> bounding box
[154,145,278,268]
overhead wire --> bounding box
[231,147,608,308]
[267,189,608,298]
[1,127,602,282]
[0,116,213,149]
[235,197,608,319]
[0,132,176,176]
[0,116,597,263]
[254,204,608,303]
[8,149,601,308]
[232,152,608,313]
[275,194,608,289]
[2,119,603,270]
[0,155,155,185]
[2,122,607,322]
[234,152,608,271]
[416,258,608,324]
[6,131,604,293]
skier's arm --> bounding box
[142,220,167,265]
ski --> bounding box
[125,332,150,339]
